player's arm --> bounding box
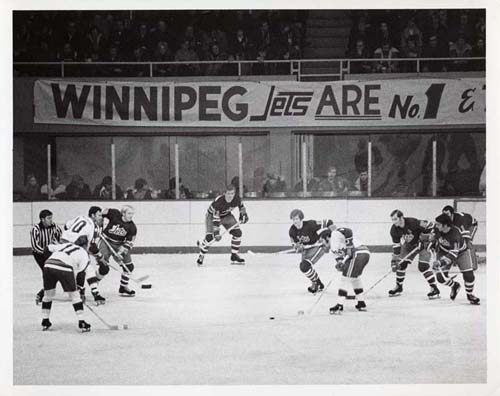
[433,240,459,270]
[289,228,303,252]
[390,227,402,272]
[117,225,137,258]
[238,199,249,224]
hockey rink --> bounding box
[13,252,486,385]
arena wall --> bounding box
[13,198,486,254]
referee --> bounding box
[30,209,62,304]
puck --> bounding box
[123,324,128,330]
[141,284,152,289]
[269,316,275,320]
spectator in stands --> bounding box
[452,12,474,44]
[109,19,131,58]
[400,38,421,72]
[163,177,192,199]
[253,47,271,75]
[318,166,349,195]
[65,174,92,200]
[150,20,170,50]
[104,46,125,76]
[133,23,153,55]
[22,174,42,201]
[41,175,67,200]
[348,16,372,53]
[57,43,78,62]
[126,178,153,200]
[354,169,369,195]
[84,25,107,61]
[230,29,252,61]
[174,40,200,76]
[437,10,453,48]
[201,27,229,57]
[262,173,287,196]
[183,25,203,57]
[94,176,124,200]
[348,39,372,74]
[400,16,423,52]
[59,21,82,57]
[206,44,229,76]
[372,41,400,73]
[373,22,394,51]
[449,35,472,71]
[471,37,485,71]
[153,41,173,76]
[293,173,321,192]
[421,35,447,72]
[256,21,272,55]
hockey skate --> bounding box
[308,279,324,294]
[78,320,91,332]
[329,304,343,314]
[196,254,204,266]
[36,289,44,305]
[388,284,403,297]
[355,301,367,311]
[92,291,106,305]
[41,318,52,331]
[119,285,136,297]
[427,285,440,300]
[230,253,245,265]
[450,282,461,300]
[467,294,480,305]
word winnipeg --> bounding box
[47,83,383,122]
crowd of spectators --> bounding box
[347,9,485,73]
[13,10,307,76]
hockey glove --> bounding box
[239,212,249,224]
[116,246,128,260]
[431,259,442,272]
[294,243,304,253]
[391,254,400,272]
[213,229,222,242]
[335,257,345,272]
[89,242,100,255]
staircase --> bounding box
[302,10,352,81]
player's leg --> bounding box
[197,215,215,265]
[60,269,91,331]
[34,252,48,304]
[388,243,417,296]
[434,261,461,300]
[41,266,57,330]
[301,247,325,294]
[349,251,370,311]
[418,249,440,299]
[86,256,107,305]
[223,215,245,264]
[118,249,135,297]
[458,250,480,305]
[329,275,349,314]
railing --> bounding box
[13,57,485,81]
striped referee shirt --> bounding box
[30,222,62,254]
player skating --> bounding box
[328,227,370,314]
[30,209,62,305]
[197,184,249,266]
[288,209,335,294]
[41,238,91,332]
[388,210,440,299]
[430,213,480,305]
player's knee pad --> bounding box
[418,261,430,272]
[124,263,134,273]
[230,228,242,238]
[399,261,409,271]
[299,260,311,273]
[205,233,214,243]
[98,264,110,276]
[462,270,474,283]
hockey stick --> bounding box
[196,221,241,249]
[305,277,335,315]
[247,242,324,256]
[100,236,152,289]
[84,301,120,331]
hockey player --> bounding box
[328,227,370,314]
[197,184,249,266]
[388,210,440,299]
[442,205,479,268]
[41,238,91,332]
[431,213,480,305]
[288,209,335,294]
[98,206,137,297]
[62,206,107,305]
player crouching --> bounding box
[328,228,370,314]
[197,184,249,266]
[41,238,91,332]
[289,209,335,294]
[431,214,480,305]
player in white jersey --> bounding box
[327,227,371,314]
[41,238,91,332]
[62,207,108,305]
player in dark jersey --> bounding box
[389,210,440,299]
[98,205,138,296]
[197,184,249,266]
[289,209,335,294]
[442,205,479,269]
[327,227,370,313]
[431,213,480,305]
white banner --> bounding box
[34,78,485,128]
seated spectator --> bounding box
[348,16,373,53]
[449,35,472,71]
[103,46,125,76]
[206,44,229,76]
[150,20,170,50]
[372,41,400,73]
[163,177,192,199]
[133,23,153,54]
[317,166,349,195]
[109,19,131,58]
[65,174,92,200]
[94,176,124,200]
[126,178,153,200]
[174,40,200,76]
[400,16,423,51]
[400,38,421,72]
[59,20,82,57]
[130,46,149,77]
[349,39,372,74]
[84,25,107,61]
[230,29,252,61]
[255,21,272,55]
[293,175,321,192]
[373,22,394,50]
[22,174,42,201]
[57,43,78,62]
[452,12,474,44]
[354,170,369,194]
[471,37,485,71]
[421,35,447,72]
[201,27,229,56]
[262,173,287,196]
[253,47,271,75]
[41,175,67,200]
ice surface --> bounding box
[13,252,486,385]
